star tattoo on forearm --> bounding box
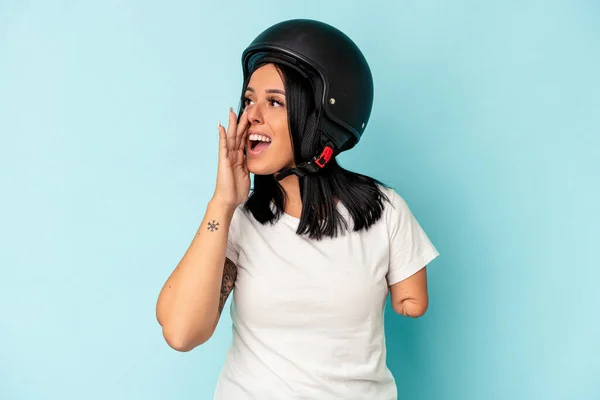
[207,220,219,232]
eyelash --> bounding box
[243,96,284,107]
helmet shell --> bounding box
[242,19,374,153]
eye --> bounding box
[242,96,285,109]
[267,96,285,107]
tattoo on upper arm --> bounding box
[218,257,237,314]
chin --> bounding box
[248,158,285,175]
[246,146,292,176]
[247,160,281,176]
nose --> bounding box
[246,102,263,124]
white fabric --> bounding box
[214,186,439,399]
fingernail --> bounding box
[218,121,221,127]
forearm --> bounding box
[390,268,429,318]
[395,297,428,318]
[156,199,234,350]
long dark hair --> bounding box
[238,58,390,240]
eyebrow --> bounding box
[245,87,286,95]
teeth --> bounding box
[249,134,271,142]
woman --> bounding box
[156,19,439,399]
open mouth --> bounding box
[248,133,272,155]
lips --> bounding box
[247,131,272,156]
[249,142,270,155]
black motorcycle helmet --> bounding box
[241,19,374,181]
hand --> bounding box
[212,107,250,209]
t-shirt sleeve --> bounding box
[386,190,439,286]
[225,207,241,265]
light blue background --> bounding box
[1,1,599,399]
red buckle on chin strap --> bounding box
[315,145,334,168]
[273,143,336,181]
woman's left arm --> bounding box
[389,267,429,318]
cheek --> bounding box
[274,132,294,162]
[274,117,292,152]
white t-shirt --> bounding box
[214,186,439,399]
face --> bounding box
[243,63,295,175]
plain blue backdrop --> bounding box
[1,1,599,399]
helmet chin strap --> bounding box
[274,142,335,181]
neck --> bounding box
[277,174,302,218]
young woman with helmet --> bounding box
[156,19,439,399]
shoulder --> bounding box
[228,203,250,235]
[377,184,424,238]
[230,203,252,228]
[379,185,411,218]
